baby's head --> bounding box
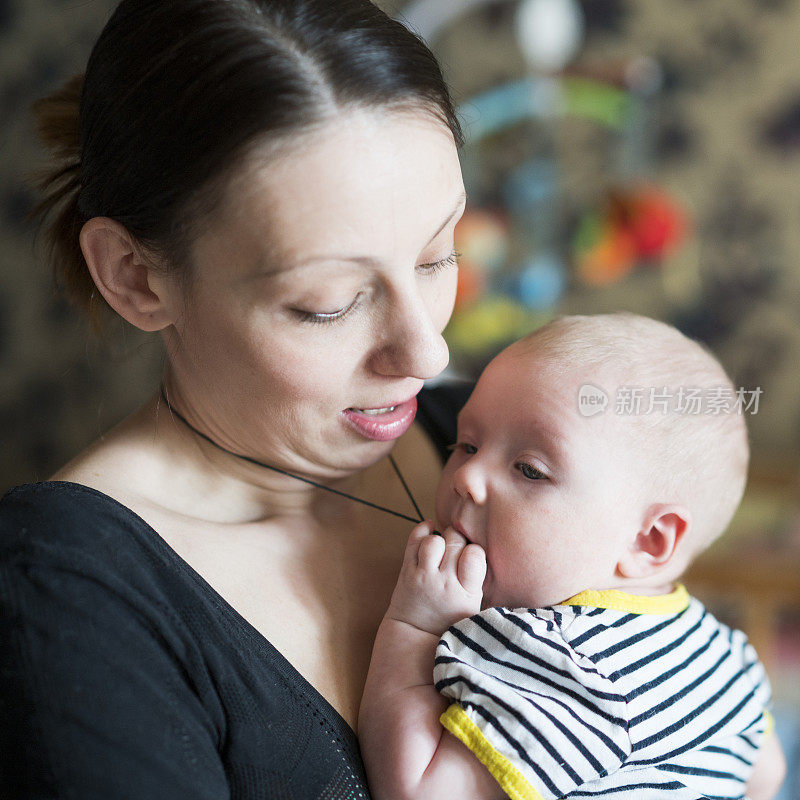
[435,313,749,609]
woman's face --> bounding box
[166,109,465,478]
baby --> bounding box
[360,314,784,800]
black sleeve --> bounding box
[0,526,230,799]
[416,380,474,462]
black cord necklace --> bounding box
[159,387,424,524]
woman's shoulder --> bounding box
[0,480,205,674]
[0,480,372,796]
[0,480,191,619]
[1,480,155,555]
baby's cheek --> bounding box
[490,536,550,603]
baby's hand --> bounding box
[387,521,486,636]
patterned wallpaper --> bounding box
[1,0,161,493]
[2,0,800,492]
[405,0,800,465]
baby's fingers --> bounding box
[457,544,486,595]
[417,530,446,569]
[402,521,435,566]
[439,527,469,574]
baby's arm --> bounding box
[746,730,786,800]
[359,522,504,800]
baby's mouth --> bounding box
[454,525,471,543]
[450,518,474,544]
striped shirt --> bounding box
[433,585,771,800]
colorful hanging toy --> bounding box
[452,208,510,309]
[572,184,687,286]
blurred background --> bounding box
[2,0,799,791]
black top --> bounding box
[0,383,471,800]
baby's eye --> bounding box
[447,442,477,455]
[516,462,546,480]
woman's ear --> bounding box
[80,217,176,331]
[616,504,691,580]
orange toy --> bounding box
[573,185,687,286]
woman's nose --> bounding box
[367,287,451,380]
[453,459,487,505]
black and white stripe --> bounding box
[434,598,770,799]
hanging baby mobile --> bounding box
[401,0,689,370]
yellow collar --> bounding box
[560,584,690,615]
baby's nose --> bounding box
[453,461,487,505]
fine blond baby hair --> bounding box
[509,313,749,557]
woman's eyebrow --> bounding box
[256,191,469,275]
[310,189,467,259]
[426,191,467,244]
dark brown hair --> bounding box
[31,0,463,326]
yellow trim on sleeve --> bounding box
[440,703,546,800]
[763,710,775,737]
[560,584,690,615]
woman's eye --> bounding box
[294,293,362,325]
[292,251,458,324]
[418,249,461,275]
[516,462,546,481]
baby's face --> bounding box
[435,348,648,609]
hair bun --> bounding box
[32,72,83,161]
[29,72,97,324]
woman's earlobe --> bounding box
[80,217,175,331]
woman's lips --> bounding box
[341,396,418,441]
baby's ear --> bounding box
[616,504,691,580]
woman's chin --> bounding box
[325,435,396,476]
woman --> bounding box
[0,1,468,797]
